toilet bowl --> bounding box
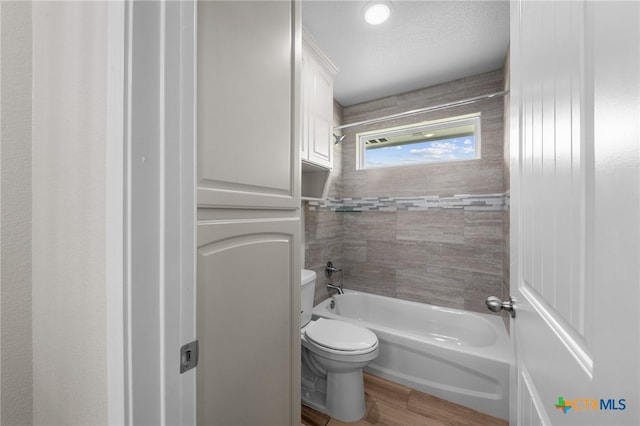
[300,270,379,422]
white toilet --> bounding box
[300,269,379,423]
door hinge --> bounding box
[180,340,199,373]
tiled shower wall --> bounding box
[305,69,507,314]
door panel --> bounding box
[308,54,333,167]
[510,1,639,424]
[197,1,299,209]
[518,0,587,343]
[197,219,300,425]
[516,0,594,394]
[519,368,547,425]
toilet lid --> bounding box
[305,318,378,352]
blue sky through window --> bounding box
[364,136,477,169]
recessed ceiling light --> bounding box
[363,1,392,26]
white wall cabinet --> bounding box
[301,31,338,170]
[197,2,301,425]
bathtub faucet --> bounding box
[327,283,344,295]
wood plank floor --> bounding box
[301,372,508,426]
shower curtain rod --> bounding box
[333,90,510,131]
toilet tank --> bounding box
[301,269,316,327]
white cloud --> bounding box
[409,142,458,158]
[463,139,472,145]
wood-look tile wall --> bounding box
[343,209,504,313]
[305,70,508,314]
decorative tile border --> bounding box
[307,193,510,212]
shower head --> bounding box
[333,133,346,145]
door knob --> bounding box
[486,296,516,318]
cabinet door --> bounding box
[197,1,300,209]
[307,55,334,168]
[197,218,300,426]
[301,48,332,169]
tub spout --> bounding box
[327,283,344,295]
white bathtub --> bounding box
[312,291,512,420]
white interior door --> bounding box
[510,1,639,424]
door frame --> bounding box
[107,1,197,424]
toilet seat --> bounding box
[304,318,378,355]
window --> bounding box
[356,113,481,170]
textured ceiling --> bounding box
[302,0,510,107]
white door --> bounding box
[510,1,639,425]
[196,1,301,425]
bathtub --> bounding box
[312,291,512,420]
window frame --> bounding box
[356,113,482,170]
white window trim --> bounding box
[356,113,482,170]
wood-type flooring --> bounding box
[301,372,508,426]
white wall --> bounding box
[31,2,109,424]
[0,2,33,424]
